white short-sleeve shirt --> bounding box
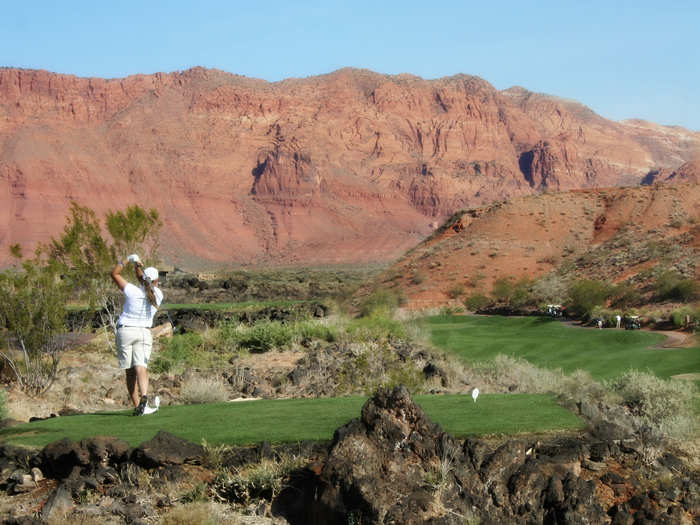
[116,283,163,328]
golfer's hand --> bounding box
[127,254,141,264]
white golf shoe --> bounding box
[142,396,160,415]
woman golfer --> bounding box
[111,254,163,415]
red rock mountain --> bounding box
[1,67,698,268]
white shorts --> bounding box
[116,326,153,369]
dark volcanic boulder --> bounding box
[39,436,130,479]
[131,430,203,468]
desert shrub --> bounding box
[609,370,697,438]
[296,320,337,343]
[346,312,408,342]
[180,375,229,404]
[670,307,699,328]
[440,305,465,315]
[214,453,306,503]
[336,342,425,395]
[654,270,699,302]
[610,282,641,308]
[236,321,294,353]
[491,277,515,303]
[471,354,565,394]
[557,369,609,403]
[411,272,426,285]
[150,333,204,373]
[491,276,533,307]
[530,274,568,305]
[214,320,242,351]
[447,284,465,299]
[566,279,612,319]
[0,256,68,395]
[465,293,491,312]
[357,289,403,317]
[158,502,232,525]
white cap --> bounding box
[144,267,159,282]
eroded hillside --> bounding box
[371,183,700,309]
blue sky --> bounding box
[2,1,698,130]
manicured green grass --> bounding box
[1,394,584,449]
[424,315,700,380]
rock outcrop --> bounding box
[274,387,698,525]
[1,67,698,268]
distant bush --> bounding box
[357,289,403,317]
[670,307,699,328]
[491,276,533,307]
[610,282,641,308]
[491,277,515,303]
[530,274,567,305]
[151,333,204,374]
[296,320,338,343]
[346,312,408,342]
[440,305,465,315]
[446,284,465,299]
[411,272,426,285]
[654,270,699,302]
[566,279,612,319]
[237,321,294,353]
[465,293,491,312]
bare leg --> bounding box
[125,368,139,407]
[135,365,149,400]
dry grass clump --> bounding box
[157,501,237,525]
[214,453,307,504]
[180,375,230,404]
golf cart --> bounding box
[545,304,563,318]
[624,315,641,330]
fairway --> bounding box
[1,394,585,449]
[424,315,700,380]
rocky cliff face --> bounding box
[1,67,698,267]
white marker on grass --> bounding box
[472,388,479,403]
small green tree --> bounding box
[654,270,699,302]
[566,279,612,319]
[0,254,68,395]
[465,293,491,312]
[106,205,162,262]
[491,276,532,307]
[492,277,515,304]
[610,281,641,308]
[49,202,162,341]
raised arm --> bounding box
[110,259,129,291]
